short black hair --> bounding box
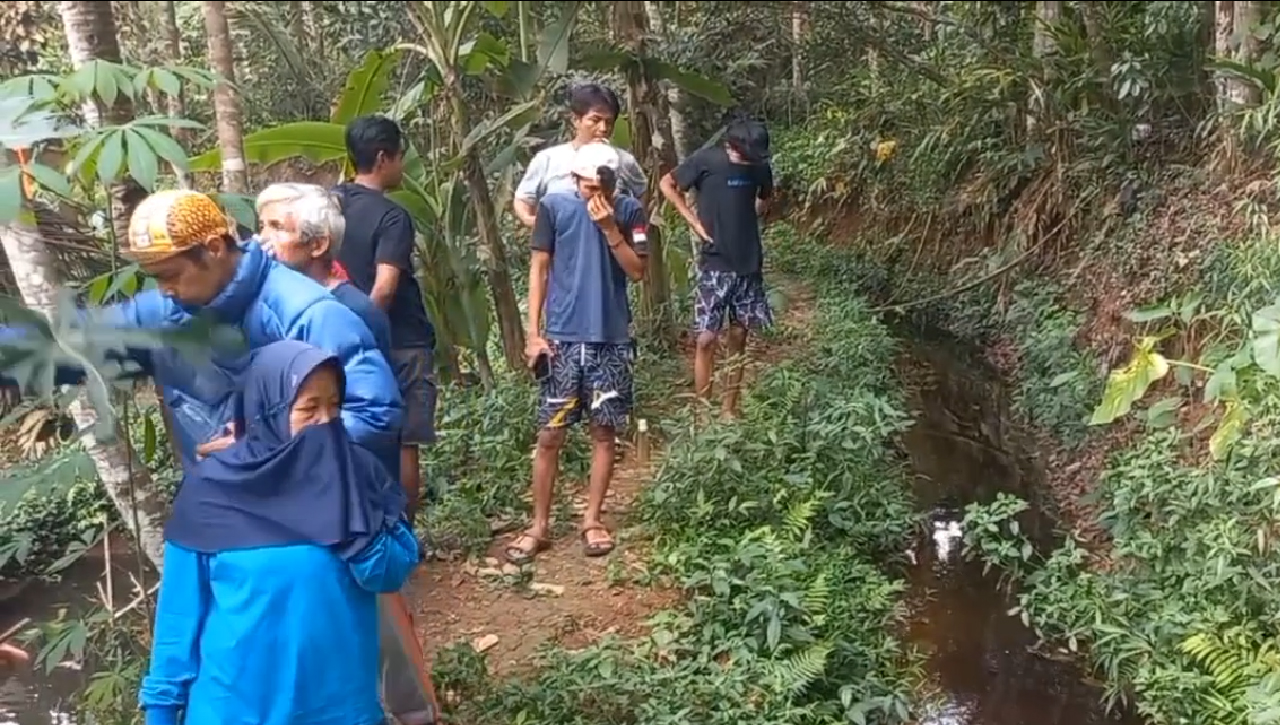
[568,83,621,119]
[725,118,771,164]
[345,115,403,174]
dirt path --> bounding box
[409,457,680,675]
[409,278,815,678]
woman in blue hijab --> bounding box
[140,340,420,725]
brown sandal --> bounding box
[581,526,615,557]
[503,532,549,565]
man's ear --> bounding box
[311,236,332,259]
[205,234,232,258]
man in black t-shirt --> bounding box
[659,119,774,419]
[333,116,437,520]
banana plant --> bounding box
[187,49,505,382]
[393,172,496,389]
[400,0,585,372]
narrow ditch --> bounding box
[897,330,1142,725]
[1,327,1149,725]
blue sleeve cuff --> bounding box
[144,706,180,725]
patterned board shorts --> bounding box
[536,341,635,430]
[693,269,774,333]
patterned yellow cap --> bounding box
[125,190,233,262]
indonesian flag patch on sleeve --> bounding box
[632,225,648,244]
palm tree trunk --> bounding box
[202,0,249,194]
[0,207,167,572]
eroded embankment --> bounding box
[761,227,1145,724]
[789,167,1280,723]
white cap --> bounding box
[571,142,621,181]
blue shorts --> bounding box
[693,269,773,333]
[536,341,634,430]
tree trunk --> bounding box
[300,1,321,48]
[457,137,526,372]
[0,204,166,572]
[1230,0,1261,107]
[287,1,310,56]
[1078,3,1112,97]
[642,1,691,161]
[158,1,192,188]
[1028,1,1061,134]
[1216,1,1236,110]
[790,1,808,90]
[615,0,675,340]
[202,0,248,194]
[58,1,147,244]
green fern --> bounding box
[766,642,833,695]
[781,494,820,542]
[1181,629,1280,725]
[803,570,832,626]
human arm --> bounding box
[755,163,774,219]
[0,286,185,388]
[513,151,551,228]
[369,210,415,312]
[526,202,555,360]
[346,520,422,593]
[139,543,211,725]
[660,150,709,240]
[593,197,647,282]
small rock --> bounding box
[483,557,500,568]
[472,634,499,653]
[476,567,503,578]
[488,519,519,535]
[529,581,565,596]
[501,562,523,577]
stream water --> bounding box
[0,536,139,724]
[899,335,1143,725]
[0,336,1146,724]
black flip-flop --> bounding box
[581,526,615,557]
[503,532,549,565]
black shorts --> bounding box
[389,347,438,446]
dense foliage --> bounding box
[430,228,923,725]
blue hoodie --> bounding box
[140,341,418,725]
[7,242,402,475]
[140,525,421,725]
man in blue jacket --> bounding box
[110,189,402,474]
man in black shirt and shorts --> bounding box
[334,116,437,518]
[659,118,774,419]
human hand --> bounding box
[693,222,711,242]
[525,335,551,368]
[587,194,617,233]
[195,423,237,460]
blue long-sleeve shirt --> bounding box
[0,242,403,475]
[139,521,420,725]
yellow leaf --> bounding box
[1209,400,1250,460]
[1089,337,1171,425]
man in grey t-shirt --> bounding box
[513,84,646,228]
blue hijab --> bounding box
[165,341,405,559]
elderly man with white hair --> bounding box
[255,183,392,360]
[254,182,441,725]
